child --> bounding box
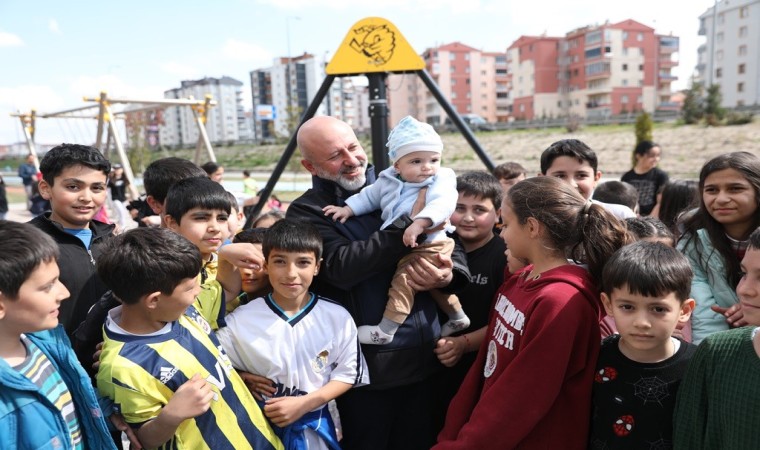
[253,210,286,229]
[656,180,698,237]
[625,216,675,247]
[492,161,526,192]
[201,161,225,183]
[621,141,669,216]
[430,170,506,433]
[139,157,208,227]
[673,226,760,448]
[677,152,760,343]
[107,163,131,230]
[434,176,630,449]
[323,115,468,344]
[216,219,368,449]
[229,228,271,310]
[30,144,114,343]
[226,190,245,238]
[593,180,639,214]
[540,139,636,220]
[590,241,696,448]
[95,227,282,450]
[0,220,116,450]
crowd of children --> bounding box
[2,115,760,450]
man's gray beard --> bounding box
[316,164,367,192]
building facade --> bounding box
[388,42,508,126]
[507,20,679,120]
[160,76,247,148]
[697,0,760,107]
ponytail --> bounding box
[509,177,631,283]
[571,201,631,282]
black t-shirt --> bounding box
[621,167,669,216]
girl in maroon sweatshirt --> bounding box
[435,176,630,449]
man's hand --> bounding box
[712,304,747,328]
[237,370,277,401]
[264,396,310,427]
[109,413,143,450]
[405,253,454,291]
[323,205,354,223]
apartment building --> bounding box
[160,76,247,148]
[697,0,760,107]
[507,20,679,120]
[388,42,508,126]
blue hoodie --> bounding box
[0,325,116,450]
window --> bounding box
[464,53,470,60]
[739,63,746,74]
[622,63,628,71]
[623,47,628,56]
[519,104,525,112]
[716,68,722,78]
[466,78,471,84]
[637,33,643,41]
[739,45,747,56]
[622,79,628,86]
[637,95,643,103]
[717,50,723,60]
[738,82,744,92]
[740,6,749,18]
[451,79,456,85]
[717,32,724,43]
[449,53,456,60]
[575,99,579,105]
[622,31,629,40]
[718,12,725,24]
[622,95,629,103]
[451,92,457,99]
[740,26,748,38]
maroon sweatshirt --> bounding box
[435,264,601,449]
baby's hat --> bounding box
[386,116,443,162]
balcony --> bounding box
[658,72,678,81]
[657,101,680,111]
[586,70,611,81]
[658,58,678,69]
[585,83,612,95]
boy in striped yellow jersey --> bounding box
[95,227,282,450]
[0,221,116,450]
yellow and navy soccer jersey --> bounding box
[194,278,225,331]
[96,305,282,450]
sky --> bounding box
[0,0,716,145]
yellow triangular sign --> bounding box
[326,17,425,75]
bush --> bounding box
[725,111,754,126]
[565,114,582,133]
[634,112,653,146]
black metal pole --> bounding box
[367,73,390,172]
[243,75,336,229]
[417,69,495,171]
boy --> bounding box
[232,228,271,306]
[323,115,469,344]
[95,227,282,450]
[430,170,507,432]
[138,157,208,227]
[591,241,696,448]
[216,219,368,449]
[30,144,114,342]
[0,221,116,450]
[492,161,526,192]
[593,180,639,214]
[539,139,636,219]
[673,227,760,448]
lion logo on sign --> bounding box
[349,24,396,66]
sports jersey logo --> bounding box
[159,366,178,384]
[311,350,329,373]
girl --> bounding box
[621,140,669,216]
[434,176,629,449]
[677,152,760,344]
[657,179,699,237]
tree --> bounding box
[681,81,703,125]
[124,109,165,174]
[634,112,653,146]
[704,84,725,126]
